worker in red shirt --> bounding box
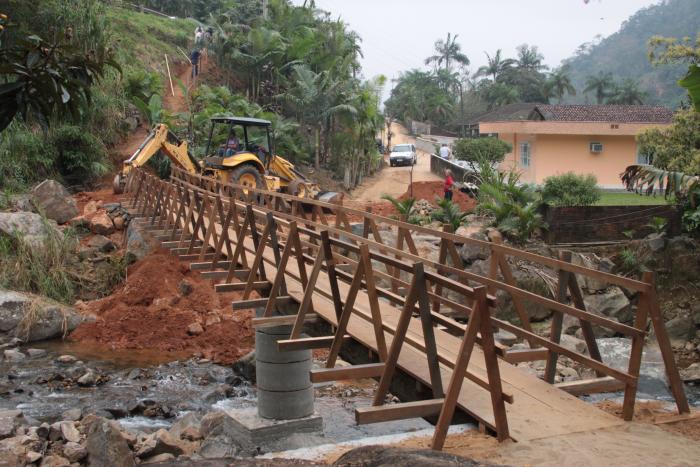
[444,169,454,201]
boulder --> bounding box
[0,212,60,249]
[584,288,632,324]
[0,290,86,342]
[644,233,666,253]
[40,454,70,466]
[664,314,694,342]
[86,418,135,467]
[87,235,116,253]
[3,349,25,362]
[8,194,34,212]
[680,363,700,383]
[26,348,47,358]
[125,221,154,261]
[0,410,26,440]
[168,413,201,441]
[458,232,490,265]
[187,322,204,336]
[61,408,82,422]
[89,212,115,236]
[83,201,98,216]
[571,253,614,293]
[113,216,126,231]
[31,180,79,224]
[474,260,555,323]
[63,441,87,463]
[77,370,97,387]
[0,435,39,466]
[60,422,81,443]
[56,355,78,364]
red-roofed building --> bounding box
[478,104,673,188]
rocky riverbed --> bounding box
[0,341,435,465]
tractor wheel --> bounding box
[230,164,263,192]
[113,174,124,194]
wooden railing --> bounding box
[123,167,690,446]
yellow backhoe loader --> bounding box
[113,116,341,203]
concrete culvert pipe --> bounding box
[255,325,314,420]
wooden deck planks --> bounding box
[162,194,624,443]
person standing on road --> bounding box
[439,143,451,160]
[444,169,454,201]
[190,48,201,79]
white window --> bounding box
[520,142,531,167]
[636,145,651,164]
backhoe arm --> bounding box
[113,124,199,193]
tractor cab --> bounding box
[203,117,273,168]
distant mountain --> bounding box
[561,0,699,108]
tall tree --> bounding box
[475,50,515,82]
[515,44,546,72]
[546,66,577,103]
[607,79,647,104]
[425,32,469,74]
[584,72,615,104]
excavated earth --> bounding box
[69,249,254,365]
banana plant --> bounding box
[621,164,699,206]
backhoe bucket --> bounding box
[315,191,343,205]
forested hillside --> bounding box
[0,0,384,194]
[562,0,699,107]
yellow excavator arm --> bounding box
[113,124,199,193]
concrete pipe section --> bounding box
[255,324,314,420]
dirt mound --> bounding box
[69,249,254,364]
[360,180,477,219]
[398,181,476,212]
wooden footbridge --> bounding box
[124,167,689,449]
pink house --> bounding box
[477,104,673,189]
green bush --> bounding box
[125,69,163,103]
[0,124,56,191]
[541,172,601,207]
[50,125,110,185]
[453,137,512,170]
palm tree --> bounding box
[483,82,520,110]
[475,49,515,82]
[515,44,546,72]
[584,72,615,104]
[546,66,577,103]
[280,65,357,170]
[606,79,647,105]
[425,32,470,74]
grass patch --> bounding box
[594,192,672,206]
[106,6,194,69]
[0,224,77,304]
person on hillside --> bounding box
[190,48,201,79]
[444,169,454,201]
[194,26,204,46]
[439,143,451,160]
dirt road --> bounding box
[350,121,440,203]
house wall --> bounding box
[498,133,640,188]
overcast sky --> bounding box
[290,0,661,99]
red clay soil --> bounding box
[358,180,477,219]
[69,249,254,364]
